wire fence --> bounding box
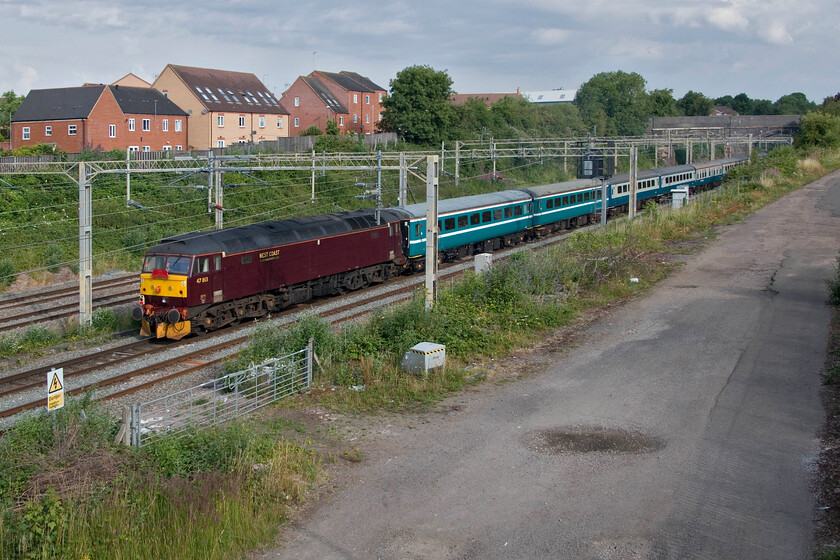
[124,341,312,448]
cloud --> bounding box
[531,28,571,46]
[761,21,793,45]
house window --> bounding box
[378,93,383,102]
[44,126,51,136]
[162,119,168,132]
[142,146,150,152]
[162,145,172,151]
[128,146,139,152]
[277,117,283,128]
[353,94,358,103]
[259,116,265,128]
[294,118,300,127]
[353,114,357,123]
[217,115,224,127]
[22,127,30,140]
[339,117,344,125]
[174,119,182,132]
[68,125,77,135]
[128,118,135,131]
[239,116,245,128]
[142,119,150,131]
[109,124,116,138]
[217,139,225,148]
[175,145,182,151]
[366,115,370,123]
[294,96,300,107]
[365,95,370,104]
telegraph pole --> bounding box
[425,155,439,311]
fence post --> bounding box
[307,338,314,389]
[130,404,140,448]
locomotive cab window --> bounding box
[193,257,210,274]
[167,256,190,275]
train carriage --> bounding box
[396,191,533,268]
[518,178,602,235]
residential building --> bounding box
[11,85,188,153]
[112,73,152,88]
[282,71,386,135]
[152,64,289,149]
[521,89,577,104]
[450,90,523,106]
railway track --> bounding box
[0,274,138,334]
[0,226,581,423]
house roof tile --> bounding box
[302,76,348,114]
[167,64,289,115]
[12,86,106,122]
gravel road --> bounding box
[258,171,840,560]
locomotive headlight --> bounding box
[161,298,167,304]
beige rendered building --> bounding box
[152,64,289,149]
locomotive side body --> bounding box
[135,208,409,339]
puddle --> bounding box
[524,426,664,455]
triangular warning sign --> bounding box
[49,374,63,393]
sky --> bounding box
[1,0,838,105]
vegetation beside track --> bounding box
[2,143,839,559]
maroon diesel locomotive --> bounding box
[132,208,410,340]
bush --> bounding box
[828,254,840,305]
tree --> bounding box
[751,99,776,115]
[649,88,679,117]
[325,119,340,135]
[715,95,735,109]
[0,90,25,142]
[821,94,840,117]
[676,90,713,116]
[574,71,650,136]
[731,93,754,115]
[773,92,815,115]
[377,65,454,146]
[796,112,840,147]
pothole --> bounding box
[524,426,664,455]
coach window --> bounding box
[470,213,480,225]
[563,196,569,206]
[583,192,590,201]
[444,217,455,230]
[504,207,512,218]
[514,206,523,216]
[457,216,468,228]
[482,211,491,222]
[438,221,443,232]
[547,199,554,209]
[415,224,422,237]
[493,209,502,220]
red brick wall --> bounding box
[283,78,345,135]
[12,119,86,152]
[88,89,188,151]
[11,88,188,153]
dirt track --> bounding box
[258,171,840,560]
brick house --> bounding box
[152,65,290,149]
[11,85,188,153]
[283,71,386,135]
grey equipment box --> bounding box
[402,342,446,376]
